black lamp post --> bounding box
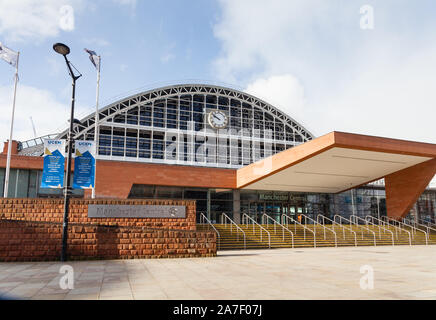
[53,43,82,262]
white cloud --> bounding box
[214,0,436,144]
[0,0,83,42]
[0,84,68,144]
[245,74,310,131]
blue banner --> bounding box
[40,139,65,188]
[73,141,95,189]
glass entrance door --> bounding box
[249,202,264,223]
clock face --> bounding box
[208,110,228,129]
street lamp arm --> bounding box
[63,55,82,81]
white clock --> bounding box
[208,110,228,129]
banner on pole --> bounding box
[41,139,66,189]
[73,140,96,189]
[0,42,18,68]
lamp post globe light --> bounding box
[53,43,82,262]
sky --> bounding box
[0,0,435,152]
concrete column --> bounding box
[233,189,241,224]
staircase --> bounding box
[197,222,436,251]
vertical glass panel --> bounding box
[7,169,17,198]
[206,95,217,110]
[16,169,29,198]
[0,168,4,196]
[28,170,38,198]
[218,96,229,111]
[152,132,164,159]
[153,100,165,128]
[139,104,152,126]
[113,112,126,124]
[111,128,125,157]
[126,107,139,125]
[166,97,178,129]
[138,130,151,159]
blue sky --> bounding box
[1,0,436,155]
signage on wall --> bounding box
[259,193,289,201]
[73,140,96,189]
[88,205,186,218]
[40,139,66,189]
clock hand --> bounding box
[213,114,221,121]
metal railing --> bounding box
[18,134,58,150]
[199,212,221,250]
[369,216,411,246]
[318,215,357,247]
[384,216,428,245]
[261,214,294,248]
[242,213,271,248]
[334,215,376,246]
[220,212,246,249]
[403,218,436,239]
[300,214,337,247]
[417,217,436,228]
[282,214,316,248]
[351,215,394,246]
[365,216,394,238]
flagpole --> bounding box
[91,56,101,199]
[3,52,19,198]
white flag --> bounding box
[0,42,18,68]
[84,48,100,71]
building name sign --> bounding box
[88,205,186,218]
[259,193,289,201]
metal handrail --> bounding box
[220,212,246,249]
[403,218,436,238]
[199,213,221,250]
[301,214,337,247]
[282,214,316,248]
[386,217,428,245]
[369,216,411,246]
[351,215,393,246]
[417,217,436,228]
[382,216,413,237]
[318,215,357,247]
[365,216,391,238]
[242,213,271,248]
[261,214,294,248]
[334,215,376,246]
[261,214,277,233]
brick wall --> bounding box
[0,198,197,231]
[0,154,237,199]
[0,219,216,262]
[0,198,217,261]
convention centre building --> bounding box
[1,84,435,225]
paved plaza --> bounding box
[0,245,435,300]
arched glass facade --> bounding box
[9,84,436,222]
[57,84,314,168]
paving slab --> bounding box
[1,246,436,300]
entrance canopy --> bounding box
[237,132,436,193]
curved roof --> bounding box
[56,83,315,141]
